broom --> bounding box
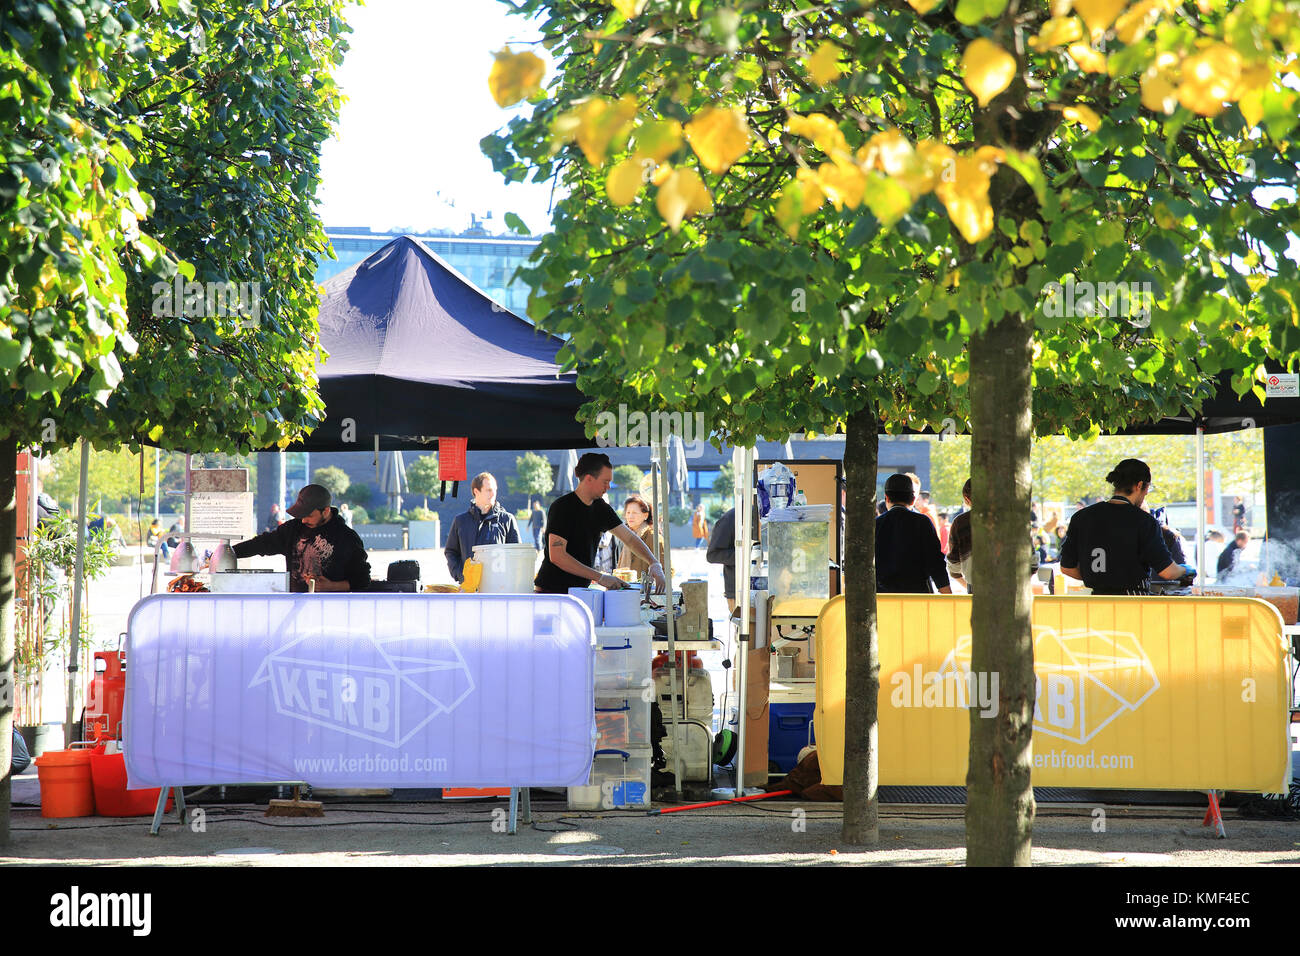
[266,580,327,819]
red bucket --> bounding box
[88,751,172,817]
[34,748,96,818]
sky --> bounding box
[317,0,557,235]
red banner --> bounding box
[439,438,468,481]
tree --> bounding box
[613,463,645,493]
[510,452,556,501]
[406,454,440,509]
[713,461,736,499]
[488,0,1298,865]
[0,0,350,846]
[312,466,351,499]
[342,483,373,508]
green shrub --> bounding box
[404,506,437,522]
[708,502,728,523]
[349,506,369,525]
[343,482,373,507]
[370,507,407,525]
[668,505,692,526]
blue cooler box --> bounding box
[769,702,815,773]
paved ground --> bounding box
[3,795,1298,866]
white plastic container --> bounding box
[602,588,643,627]
[593,625,653,693]
[567,747,652,810]
[473,543,538,593]
[568,587,604,626]
[595,697,651,749]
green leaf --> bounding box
[916,370,940,395]
[1004,150,1046,205]
[504,211,530,234]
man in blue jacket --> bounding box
[445,472,520,583]
[876,473,952,594]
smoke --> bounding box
[1217,537,1300,587]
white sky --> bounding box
[317,0,557,235]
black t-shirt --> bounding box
[232,510,372,593]
[1059,500,1173,595]
[535,493,622,592]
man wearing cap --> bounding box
[232,484,371,592]
[876,473,952,594]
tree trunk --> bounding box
[0,438,17,846]
[841,403,880,845]
[966,311,1036,866]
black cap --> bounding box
[884,473,915,504]
[286,484,331,519]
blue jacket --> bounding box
[445,503,520,581]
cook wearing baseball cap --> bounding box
[231,484,371,592]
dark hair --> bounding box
[961,478,972,500]
[471,471,495,492]
[1235,531,1250,544]
[1105,458,1151,493]
[575,452,613,480]
[884,473,916,505]
[623,494,652,523]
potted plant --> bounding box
[15,511,119,755]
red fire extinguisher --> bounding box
[85,650,126,740]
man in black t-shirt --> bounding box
[535,453,667,593]
[1059,459,1194,596]
[232,484,371,592]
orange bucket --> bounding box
[34,747,96,818]
[88,750,170,817]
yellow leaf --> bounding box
[816,161,866,210]
[633,118,683,163]
[1141,54,1179,113]
[651,162,673,186]
[1028,16,1083,50]
[775,184,805,238]
[1233,64,1272,128]
[1073,0,1126,35]
[611,0,649,17]
[1177,43,1242,116]
[1115,0,1161,44]
[861,171,914,227]
[935,154,995,243]
[961,38,1017,107]
[1067,42,1108,73]
[1061,104,1101,131]
[905,0,944,11]
[796,167,825,214]
[952,370,969,386]
[805,42,845,86]
[1152,202,1175,229]
[915,140,958,194]
[787,113,850,159]
[685,106,751,174]
[606,156,645,206]
[488,47,546,108]
[554,95,639,165]
[655,167,713,231]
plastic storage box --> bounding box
[769,702,816,773]
[567,747,652,810]
[766,507,831,606]
[595,697,651,749]
[593,625,653,693]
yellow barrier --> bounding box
[815,594,1292,793]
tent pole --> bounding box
[655,439,684,793]
[64,440,90,746]
[727,444,755,796]
[1196,426,1206,581]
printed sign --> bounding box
[189,491,256,540]
[1264,372,1299,398]
[815,595,1291,792]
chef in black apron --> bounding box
[1058,458,1196,596]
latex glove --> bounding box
[645,561,668,593]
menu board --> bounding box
[190,491,256,540]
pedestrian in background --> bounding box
[528,500,546,551]
[946,479,974,592]
[444,472,519,583]
[877,473,951,594]
[692,504,709,549]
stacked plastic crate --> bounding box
[567,625,654,810]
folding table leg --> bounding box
[521,787,532,825]
[150,787,171,836]
[508,787,519,835]
[1202,790,1227,838]
[175,786,187,826]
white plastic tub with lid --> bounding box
[472,543,539,593]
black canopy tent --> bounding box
[283,236,591,453]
